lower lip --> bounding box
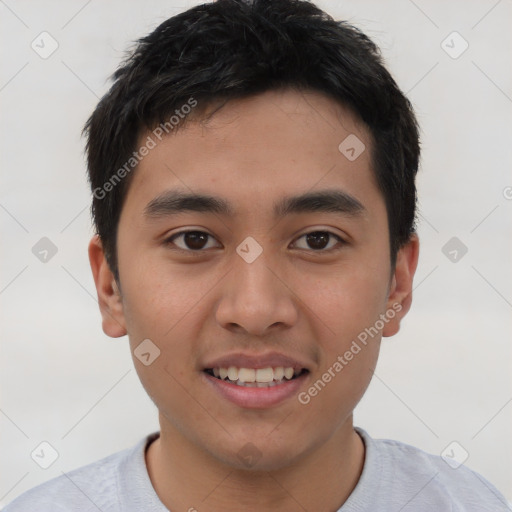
[203,371,309,409]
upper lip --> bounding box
[202,352,311,371]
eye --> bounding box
[165,230,221,251]
[164,229,345,253]
[292,231,345,251]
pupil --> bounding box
[185,231,208,250]
[307,232,329,250]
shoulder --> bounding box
[351,428,511,511]
[2,434,157,512]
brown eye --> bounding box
[293,231,344,251]
[167,231,220,251]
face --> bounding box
[90,88,418,471]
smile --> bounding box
[204,366,308,388]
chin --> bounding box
[208,432,313,473]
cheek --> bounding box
[121,272,200,418]
[296,261,388,400]
[120,254,212,340]
[119,258,221,392]
[296,270,385,425]
[300,262,390,343]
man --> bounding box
[4,0,509,510]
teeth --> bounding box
[227,366,238,381]
[274,367,284,380]
[210,366,302,386]
[284,367,294,380]
[255,367,273,383]
[238,368,256,383]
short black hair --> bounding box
[84,0,420,282]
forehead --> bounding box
[123,88,381,219]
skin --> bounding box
[89,88,419,512]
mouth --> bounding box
[201,353,312,408]
[204,366,309,388]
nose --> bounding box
[215,250,299,336]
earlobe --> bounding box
[88,235,127,338]
[382,233,420,337]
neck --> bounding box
[145,415,365,512]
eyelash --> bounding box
[164,230,346,253]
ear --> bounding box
[382,233,420,337]
[88,235,127,338]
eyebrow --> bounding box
[144,189,366,219]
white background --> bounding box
[1,0,511,507]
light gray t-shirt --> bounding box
[3,427,510,511]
